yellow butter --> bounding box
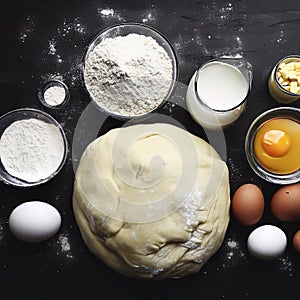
[290,81,298,93]
[281,79,290,86]
[288,71,297,80]
[294,62,300,70]
[285,62,295,71]
[280,69,289,80]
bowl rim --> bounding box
[245,106,300,185]
[81,22,179,120]
[0,108,68,188]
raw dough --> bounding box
[73,123,230,279]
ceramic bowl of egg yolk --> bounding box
[245,107,300,184]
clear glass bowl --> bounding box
[38,79,70,109]
[0,108,68,188]
[245,107,300,184]
[82,23,178,120]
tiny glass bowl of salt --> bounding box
[0,108,68,187]
[83,23,178,120]
[38,79,69,109]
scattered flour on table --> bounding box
[172,34,185,53]
[42,49,83,87]
[42,71,75,87]
[57,18,86,37]
[48,39,63,63]
[222,238,246,268]
[73,20,86,35]
[219,3,234,17]
[278,255,293,276]
[19,16,35,43]
[142,10,157,23]
[57,233,73,259]
[173,2,243,58]
[209,2,234,26]
[99,8,114,17]
[48,39,57,55]
[42,73,64,82]
[0,119,65,183]
[207,34,243,57]
[45,18,86,64]
[227,157,243,182]
[84,33,173,116]
[173,30,243,59]
[97,8,125,21]
[275,30,286,45]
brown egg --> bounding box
[293,230,300,254]
[232,183,264,226]
[271,183,300,222]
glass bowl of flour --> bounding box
[0,108,68,187]
[83,23,178,119]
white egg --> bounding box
[247,224,287,260]
[9,201,61,243]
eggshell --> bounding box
[292,230,300,254]
[271,183,300,222]
[231,183,264,225]
[247,225,287,260]
[9,201,61,243]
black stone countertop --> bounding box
[1,1,300,299]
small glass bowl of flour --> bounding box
[83,23,178,119]
[0,108,68,187]
[38,80,69,109]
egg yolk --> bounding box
[253,118,300,174]
[262,130,291,157]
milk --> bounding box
[186,60,251,129]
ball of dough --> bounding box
[73,123,230,279]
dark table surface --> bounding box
[1,0,300,299]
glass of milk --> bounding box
[186,57,253,130]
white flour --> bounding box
[57,18,86,37]
[84,33,173,116]
[57,233,73,259]
[44,86,66,106]
[48,39,57,55]
[19,16,35,43]
[222,238,246,268]
[48,39,62,63]
[142,10,157,23]
[0,118,65,182]
[278,255,293,276]
[99,8,114,16]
